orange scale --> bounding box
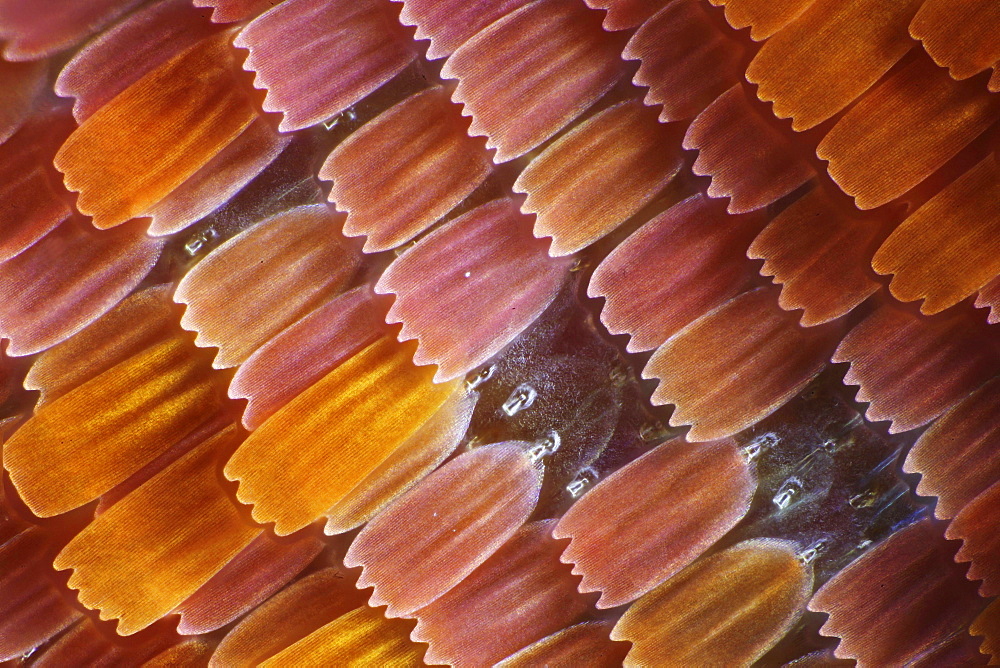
[684,84,815,214]
[643,286,841,441]
[54,30,260,230]
[748,187,883,326]
[817,54,1000,210]
[873,153,1000,315]
[747,0,923,131]
[53,425,262,636]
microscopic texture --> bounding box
[54,426,262,635]
[235,0,416,131]
[809,519,983,666]
[173,531,324,634]
[818,54,1000,209]
[323,387,478,534]
[612,539,813,666]
[947,480,1000,597]
[412,520,593,666]
[905,376,1000,520]
[747,0,923,130]
[54,31,258,229]
[175,204,360,368]
[0,219,163,357]
[748,187,882,325]
[229,285,389,430]
[377,198,573,381]
[554,437,755,608]
[909,0,1000,80]
[496,621,630,667]
[441,0,627,161]
[261,605,425,667]
[211,569,369,667]
[0,529,82,661]
[396,0,533,59]
[590,193,764,353]
[644,287,841,441]
[515,98,683,256]
[54,0,219,122]
[23,285,177,407]
[873,153,1000,314]
[708,0,817,40]
[0,58,46,144]
[625,0,745,122]
[4,331,225,516]
[346,443,542,616]
[226,336,458,535]
[0,0,144,60]
[685,85,814,213]
[0,109,75,263]
[320,86,491,252]
[833,304,1000,432]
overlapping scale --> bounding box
[585,0,669,30]
[809,519,983,665]
[323,386,477,534]
[748,187,882,325]
[24,284,177,407]
[643,287,841,441]
[0,108,75,263]
[260,605,426,667]
[54,0,219,123]
[747,0,922,131]
[145,118,290,236]
[440,0,627,162]
[411,520,592,666]
[0,0,144,61]
[947,480,1000,597]
[553,437,755,608]
[344,442,542,617]
[910,0,1000,81]
[30,619,175,667]
[173,532,324,634]
[971,599,1000,665]
[225,336,459,535]
[590,193,763,353]
[230,285,388,430]
[624,0,745,122]
[0,529,83,661]
[175,204,360,369]
[904,377,1000,519]
[235,0,416,132]
[4,331,224,517]
[144,639,215,667]
[0,218,163,358]
[977,276,1000,324]
[832,304,1000,433]
[685,85,814,213]
[496,621,630,667]
[53,425,262,636]
[395,0,532,60]
[319,86,492,252]
[54,30,258,229]
[873,153,1000,314]
[818,54,1000,210]
[612,538,813,666]
[0,58,46,144]
[193,0,276,23]
[515,98,682,256]
[707,0,817,40]
[377,198,573,382]
[211,568,369,667]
